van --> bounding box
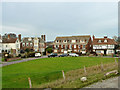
[35,53,41,57]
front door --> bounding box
[104,50,107,55]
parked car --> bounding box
[58,53,68,57]
[75,52,82,56]
[48,53,58,57]
[90,52,98,56]
[68,53,79,57]
[35,53,41,57]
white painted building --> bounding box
[2,34,21,55]
[92,35,117,55]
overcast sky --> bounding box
[2,2,118,41]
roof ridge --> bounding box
[56,35,90,38]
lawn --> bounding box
[2,57,117,88]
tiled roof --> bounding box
[55,35,90,40]
[2,37,17,43]
[22,37,45,43]
[93,38,117,45]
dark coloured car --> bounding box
[58,53,68,57]
[48,53,58,57]
[90,52,98,56]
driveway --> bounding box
[84,76,119,88]
[0,56,48,67]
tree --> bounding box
[112,36,118,42]
[46,47,53,53]
[25,48,30,53]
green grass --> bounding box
[2,57,117,88]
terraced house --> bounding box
[92,35,117,55]
[53,35,92,54]
[21,35,46,54]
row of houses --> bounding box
[0,33,46,55]
[0,33,118,56]
[53,35,117,55]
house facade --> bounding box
[0,35,2,54]
[92,35,117,55]
[21,35,46,54]
[53,35,92,54]
[2,33,21,55]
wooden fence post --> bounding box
[84,66,87,75]
[115,58,118,66]
[28,77,32,88]
[101,62,104,71]
[62,70,65,80]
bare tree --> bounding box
[112,36,118,42]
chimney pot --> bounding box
[104,36,107,38]
[93,35,95,40]
[8,34,10,39]
[18,34,21,41]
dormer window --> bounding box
[56,40,59,43]
[98,40,101,43]
[104,39,107,43]
[28,37,32,41]
[64,40,66,42]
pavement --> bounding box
[84,76,119,88]
[0,56,48,67]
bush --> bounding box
[28,52,35,57]
[46,48,53,53]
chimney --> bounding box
[44,35,46,41]
[8,34,10,39]
[18,34,21,41]
[41,35,44,40]
[104,36,107,38]
[93,35,95,40]
[41,35,46,41]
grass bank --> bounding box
[2,57,118,88]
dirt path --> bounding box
[84,76,119,88]
[0,56,48,67]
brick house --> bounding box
[53,35,92,54]
[92,35,117,55]
[21,35,46,54]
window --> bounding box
[104,39,107,42]
[16,44,19,48]
[80,40,85,43]
[83,45,85,49]
[74,45,76,48]
[98,40,101,43]
[64,40,66,42]
[69,45,72,49]
[26,43,29,47]
[56,45,58,48]
[56,40,59,43]
[61,45,63,48]
[30,43,33,47]
[72,40,76,43]
[22,43,25,47]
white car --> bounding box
[35,53,41,57]
[69,53,79,57]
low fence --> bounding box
[6,57,21,62]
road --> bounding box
[84,76,119,88]
[0,56,48,67]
